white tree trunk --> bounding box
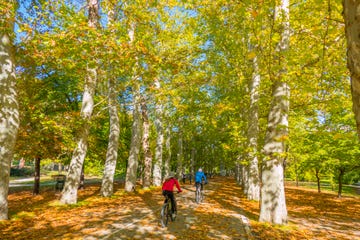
[153,79,163,186]
[247,54,261,201]
[0,4,20,219]
[60,0,99,204]
[60,69,96,204]
[100,77,120,197]
[141,96,152,188]
[235,162,240,184]
[191,147,195,176]
[259,0,289,225]
[343,0,360,139]
[124,21,142,192]
[242,162,249,195]
[125,88,141,192]
[153,118,164,185]
[99,2,120,197]
[177,134,184,177]
[163,125,171,180]
[259,153,287,224]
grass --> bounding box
[286,181,359,196]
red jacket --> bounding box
[162,178,182,192]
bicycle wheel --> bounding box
[169,200,176,221]
[160,203,170,227]
[195,186,201,203]
[201,186,205,202]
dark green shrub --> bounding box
[10,167,34,177]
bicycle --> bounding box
[160,193,176,227]
[195,182,205,204]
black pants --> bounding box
[163,190,177,213]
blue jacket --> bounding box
[195,171,207,183]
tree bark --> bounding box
[60,0,99,204]
[163,125,171,180]
[191,147,195,178]
[141,96,152,188]
[100,77,120,197]
[235,161,241,185]
[343,0,360,139]
[259,0,289,225]
[315,168,321,193]
[153,79,164,186]
[124,87,141,192]
[242,163,249,195]
[124,21,142,192]
[0,2,20,219]
[33,157,41,195]
[78,164,85,190]
[247,53,261,201]
[177,133,184,178]
[338,167,345,198]
[99,5,120,197]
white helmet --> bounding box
[198,168,202,172]
[166,172,175,178]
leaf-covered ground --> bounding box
[1,177,359,239]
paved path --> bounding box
[9,177,101,188]
[97,177,252,240]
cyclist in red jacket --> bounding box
[162,172,182,217]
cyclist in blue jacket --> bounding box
[195,168,207,191]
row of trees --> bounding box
[1,0,359,225]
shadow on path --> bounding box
[100,177,252,240]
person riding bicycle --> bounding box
[162,172,182,217]
[195,168,208,191]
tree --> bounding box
[259,0,290,225]
[0,0,20,220]
[246,49,261,201]
[124,84,141,192]
[124,18,142,192]
[60,0,99,204]
[343,0,360,139]
[163,125,171,180]
[326,109,360,198]
[15,72,68,195]
[100,76,120,197]
[153,79,164,186]
[99,3,123,197]
[141,95,152,188]
[302,131,330,193]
